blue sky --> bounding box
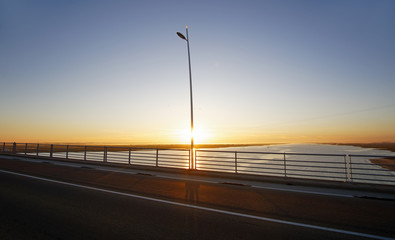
[1,0,394,144]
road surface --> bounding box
[0,157,394,239]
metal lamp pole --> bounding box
[177,26,194,169]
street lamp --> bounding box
[177,25,195,169]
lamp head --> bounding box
[177,32,187,40]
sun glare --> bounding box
[177,126,211,144]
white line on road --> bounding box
[0,169,393,240]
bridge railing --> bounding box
[1,142,191,169]
[195,149,395,184]
[1,142,395,185]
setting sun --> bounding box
[177,126,211,144]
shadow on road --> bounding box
[185,181,200,203]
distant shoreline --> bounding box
[329,142,395,153]
[330,142,395,171]
[370,158,395,171]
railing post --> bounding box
[84,146,87,161]
[284,152,287,177]
[128,147,131,164]
[50,144,54,158]
[156,149,159,167]
[12,142,16,154]
[348,155,353,182]
[235,151,238,173]
[189,149,191,169]
[66,145,69,159]
[36,144,40,156]
[344,154,348,182]
[2,142,5,152]
[191,149,194,170]
[194,149,197,169]
[25,143,28,155]
[104,147,107,163]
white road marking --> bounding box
[0,169,393,240]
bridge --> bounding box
[1,143,395,239]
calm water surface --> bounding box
[208,143,395,156]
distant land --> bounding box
[330,142,395,171]
[330,142,395,153]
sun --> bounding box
[177,126,211,144]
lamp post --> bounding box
[177,26,194,169]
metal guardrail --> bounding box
[1,142,191,169]
[195,149,395,184]
[1,142,395,185]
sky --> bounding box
[1,0,394,145]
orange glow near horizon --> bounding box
[1,123,395,145]
[1,116,394,145]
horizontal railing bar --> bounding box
[350,167,393,172]
[351,164,395,169]
[237,160,344,166]
[129,161,155,165]
[282,159,345,164]
[350,172,395,177]
[197,157,235,161]
[237,171,282,176]
[198,164,235,172]
[351,163,395,168]
[158,156,189,161]
[197,149,346,157]
[197,163,236,168]
[237,162,284,167]
[197,160,234,164]
[287,173,345,180]
[286,168,344,175]
[285,164,346,170]
[106,151,129,154]
[160,153,190,157]
[239,166,284,171]
[85,152,104,155]
[130,152,157,157]
[371,163,395,167]
[349,162,384,166]
[196,155,236,160]
[128,157,155,161]
[106,154,129,158]
[236,157,284,162]
[160,158,188,162]
[351,177,395,183]
[286,171,345,178]
[196,167,235,172]
[107,154,129,159]
[349,154,395,158]
[160,161,188,165]
[85,157,103,161]
[159,163,188,168]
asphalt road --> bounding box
[1,158,395,239]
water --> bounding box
[206,143,395,156]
